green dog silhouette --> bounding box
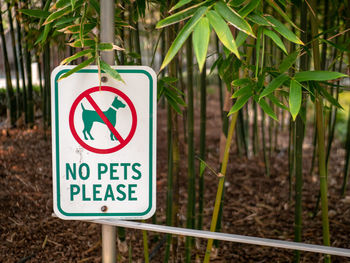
[81,96,126,141]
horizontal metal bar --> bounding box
[91,219,350,258]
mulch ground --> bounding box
[1,92,350,262]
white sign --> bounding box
[51,65,156,219]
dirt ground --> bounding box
[1,92,350,262]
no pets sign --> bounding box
[51,66,156,219]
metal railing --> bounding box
[92,219,350,258]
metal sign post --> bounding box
[52,1,156,262]
[101,1,116,263]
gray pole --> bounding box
[100,1,116,263]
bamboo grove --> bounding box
[0,0,349,262]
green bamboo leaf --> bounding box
[263,29,287,54]
[35,23,52,45]
[100,60,124,83]
[289,79,302,120]
[265,15,303,45]
[267,93,288,110]
[238,0,260,18]
[60,49,94,65]
[214,1,255,37]
[193,17,210,72]
[231,0,246,7]
[266,0,299,30]
[44,6,71,25]
[163,87,186,114]
[160,7,208,70]
[53,16,78,27]
[207,10,240,59]
[294,71,348,82]
[19,9,50,18]
[165,88,186,106]
[52,0,70,10]
[89,0,100,13]
[74,0,85,10]
[80,2,88,47]
[228,92,251,115]
[58,57,95,81]
[71,0,77,10]
[59,23,96,34]
[232,78,252,87]
[209,54,223,74]
[166,95,183,114]
[170,0,193,12]
[232,84,253,98]
[318,85,343,109]
[258,97,278,120]
[236,31,248,48]
[98,43,113,51]
[69,38,95,48]
[320,38,350,53]
[279,50,299,73]
[255,27,262,78]
[200,160,206,176]
[160,77,178,84]
[259,73,289,99]
[247,13,271,26]
[156,2,207,29]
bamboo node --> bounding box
[217,173,224,178]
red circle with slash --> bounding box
[69,86,137,154]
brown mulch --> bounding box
[1,92,350,262]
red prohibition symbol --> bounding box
[69,86,137,154]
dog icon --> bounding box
[81,96,126,141]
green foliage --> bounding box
[192,17,210,72]
[263,29,287,54]
[19,9,50,19]
[207,9,240,59]
[157,77,186,114]
[99,60,124,83]
[289,80,302,121]
[160,6,208,70]
[21,0,124,83]
[294,71,348,82]
[214,1,254,37]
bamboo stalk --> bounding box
[341,106,350,196]
[198,61,207,231]
[215,36,224,123]
[185,38,195,263]
[164,10,179,260]
[142,220,149,263]
[164,103,174,263]
[14,1,26,120]
[203,112,238,263]
[340,23,350,196]
[294,2,308,261]
[310,1,331,262]
[261,108,270,177]
[42,42,50,129]
[7,2,21,119]
[0,0,16,126]
[288,118,295,201]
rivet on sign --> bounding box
[101,206,108,212]
[101,76,108,83]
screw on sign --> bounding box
[69,86,137,154]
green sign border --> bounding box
[54,68,154,217]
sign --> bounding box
[51,66,156,219]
